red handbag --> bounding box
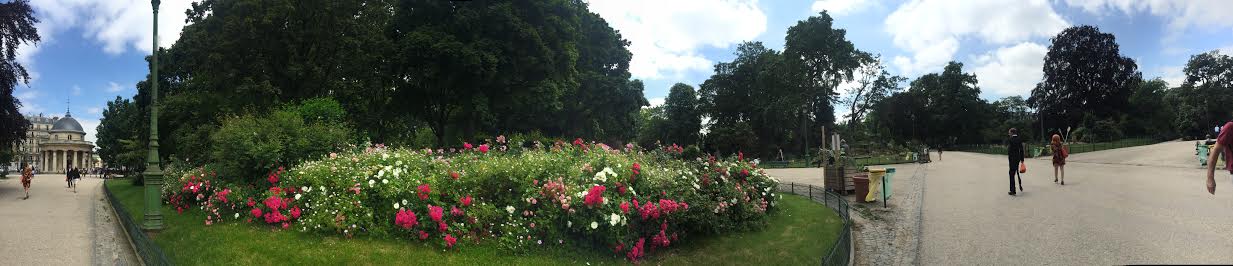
[1019,162,1027,173]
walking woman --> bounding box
[1007,128,1026,195]
[21,164,33,200]
[1051,134,1068,185]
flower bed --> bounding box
[163,139,779,262]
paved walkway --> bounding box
[0,174,137,265]
[922,141,1233,264]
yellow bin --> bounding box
[865,168,886,202]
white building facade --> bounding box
[11,112,97,173]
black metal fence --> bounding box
[778,182,852,266]
[103,183,173,266]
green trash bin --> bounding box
[1198,143,1210,166]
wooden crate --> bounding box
[824,166,856,194]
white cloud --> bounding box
[647,97,665,108]
[811,0,875,16]
[105,81,124,93]
[1062,0,1233,34]
[87,107,102,115]
[16,88,44,114]
[972,42,1048,97]
[16,0,199,73]
[78,118,100,143]
[588,0,768,80]
[884,0,1068,75]
[71,85,82,96]
[1156,65,1186,87]
[1219,45,1233,56]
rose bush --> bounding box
[162,138,778,262]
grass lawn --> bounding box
[106,179,842,265]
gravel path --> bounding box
[921,141,1233,265]
[0,175,138,265]
[766,161,929,266]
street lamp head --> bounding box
[152,0,160,10]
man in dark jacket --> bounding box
[1007,128,1026,195]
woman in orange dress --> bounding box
[20,164,33,199]
[1051,134,1067,185]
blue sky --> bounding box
[587,0,1233,113]
[13,0,1233,143]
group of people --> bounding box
[1001,118,1233,197]
[17,164,88,199]
[1003,128,1076,196]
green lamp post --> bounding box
[142,0,164,232]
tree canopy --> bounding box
[0,0,39,165]
[1029,25,1141,132]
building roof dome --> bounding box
[51,113,85,133]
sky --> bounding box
[12,0,1233,144]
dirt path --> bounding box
[0,175,137,265]
[921,141,1233,264]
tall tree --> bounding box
[842,53,905,129]
[880,62,989,145]
[1169,51,1233,137]
[0,0,38,165]
[783,11,862,155]
[1029,25,1141,131]
[663,83,701,146]
[1124,78,1174,138]
[96,96,146,172]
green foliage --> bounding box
[97,96,147,173]
[1169,51,1233,138]
[1030,25,1141,131]
[872,62,991,145]
[111,0,648,165]
[209,102,352,184]
[0,0,38,158]
[636,106,668,148]
[1125,78,1175,138]
[698,11,863,158]
[664,83,702,146]
[161,142,778,262]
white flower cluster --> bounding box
[593,167,617,182]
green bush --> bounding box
[165,140,780,263]
[209,100,353,185]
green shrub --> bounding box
[209,101,353,185]
[164,139,779,263]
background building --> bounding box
[10,111,96,173]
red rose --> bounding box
[478,144,490,154]
[444,234,457,248]
[460,195,473,207]
[417,184,431,200]
[250,208,263,218]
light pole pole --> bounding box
[142,0,164,232]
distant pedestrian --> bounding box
[1205,120,1232,195]
[1007,128,1026,195]
[1051,134,1068,185]
[937,147,943,161]
[20,164,32,199]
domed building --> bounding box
[11,111,97,173]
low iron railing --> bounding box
[103,182,173,266]
[778,182,852,266]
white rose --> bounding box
[382,179,389,184]
[590,221,598,229]
[506,206,516,214]
[295,194,302,200]
[394,202,400,210]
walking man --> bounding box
[1206,120,1232,195]
[1007,128,1026,195]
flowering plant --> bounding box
[164,138,778,262]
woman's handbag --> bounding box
[1019,161,1027,173]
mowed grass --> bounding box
[106,179,842,265]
